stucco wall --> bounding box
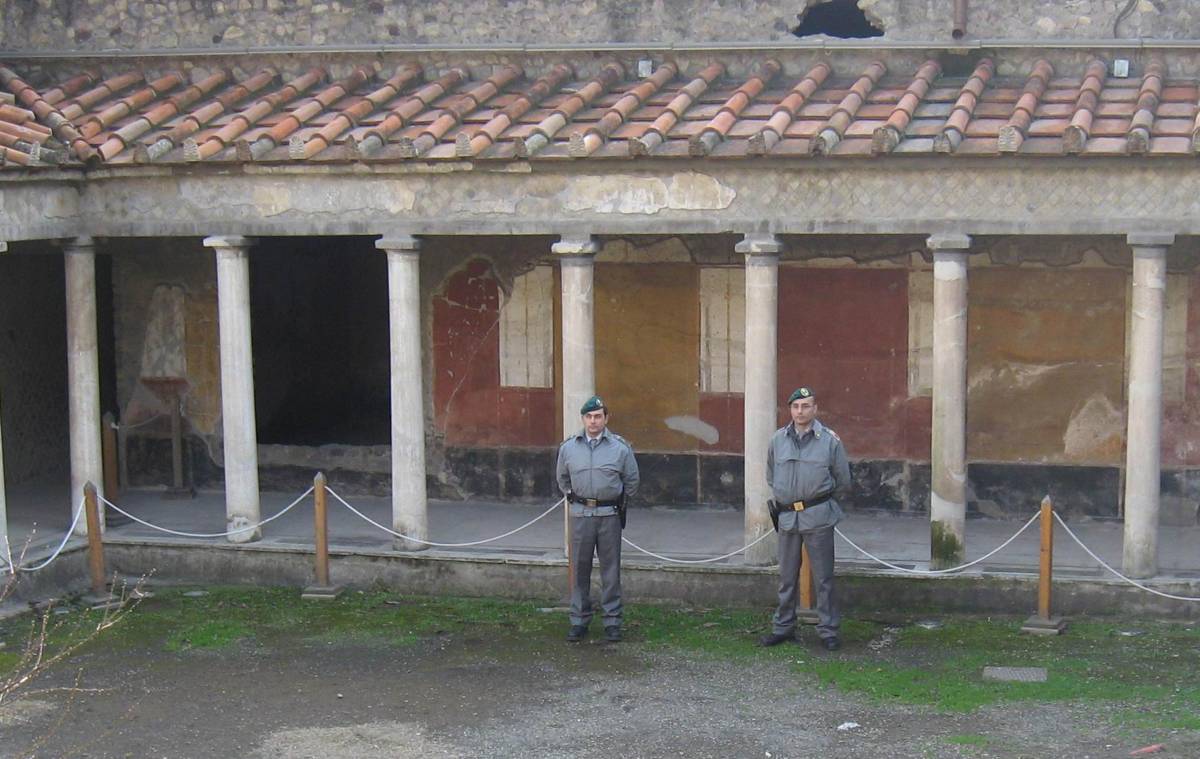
[2,0,1197,52]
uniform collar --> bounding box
[577,427,610,443]
[788,418,824,440]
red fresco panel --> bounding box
[699,393,744,454]
[432,259,555,448]
[777,268,909,460]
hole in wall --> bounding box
[793,0,884,39]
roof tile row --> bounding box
[4,55,1200,169]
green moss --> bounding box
[946,735,989,746]
[930,520,963,567]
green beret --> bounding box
[580,395,606,414]
[788,387,814,404]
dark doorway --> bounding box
[0,245,70,487]
[793,0,884,38]
[250,237,390,445]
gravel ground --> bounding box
[1,628,1196,758]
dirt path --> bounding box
[3,625,1193,758]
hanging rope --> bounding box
[1053,512,1200,602]
[98,487,313,539]
[833,511,1040,575]
[327,486,564,547]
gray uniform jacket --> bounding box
[766,419,851,532]
[557,428,640,518]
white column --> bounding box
[551,235,598,438]
[64,237,105,536]
[377,236,428,551]
[927,233,971,569]
[0,240,8,556]
[1123,232,1172,578]
[738,233,781,566]
[205,236,261,543]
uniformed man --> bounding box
[759,386,852,651]
[556,395,640,643]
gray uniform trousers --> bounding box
[569,513,622,628]
[772,524,839,640]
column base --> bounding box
[301,584,344,601]
[1020,615,1068,636]
[393,537,430,552]
[225,518,262,544]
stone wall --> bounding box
[2,0,1197,52]
[0,246,69,484]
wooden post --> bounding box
[797,543,819,624]
[83,482,105,595]
[1021,495,1067,635]
[302,472,341,600]
[101,412,119,503]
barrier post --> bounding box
[83,483,105,595]
[81,483,122,609]
[797,544,819,624]
[302,472,342,600]
[1021,495,1067,635]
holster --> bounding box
[617,491,627,530]
[767,498,780,532]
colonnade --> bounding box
[0,232,1174,577]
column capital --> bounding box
[203,235,254,252]
[376,234,422,253]
[735,232,783,255]
[62,236,96,254]
[1127,232,1175,249]
[926,233,972,251]
[551,234,599,256]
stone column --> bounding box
[1123,233,1172,578]
[377,236,428,551]
[64,237,105,536]
[928,233,971,569]
[738,233,781,566]
[0,240,7,555]
[205,236,261,543]
[552,235,599,437]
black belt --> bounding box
[779,492,833,512]
[568,494,620,508]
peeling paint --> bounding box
[1063,393,1123,459]
[664,415,719,445]
[563,172,735,215]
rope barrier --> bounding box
[1053,512,1200,602]
[1,497,87,574]
[98,487,313,539]
[111,412,167,431]
[327,486,565,548]
[833,511,1041,575]
[621,531,774,564]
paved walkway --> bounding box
[4,480,1199,580]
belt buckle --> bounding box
[793,500,806,511]
[584,498,599,508]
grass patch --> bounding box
[2,587,1198,727]
[946,734,988,746]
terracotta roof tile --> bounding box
[812,61,886,154]
[872,59,939,154]
[998,59,1053,153]
[7,56,1200,169]
[1063,59,1108,153]
[934,58,994,153]
[520,62,623,157]
[185,68,323,161]
[458,63,573,157]
[631,62,724,156]
[572,61,676,157]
